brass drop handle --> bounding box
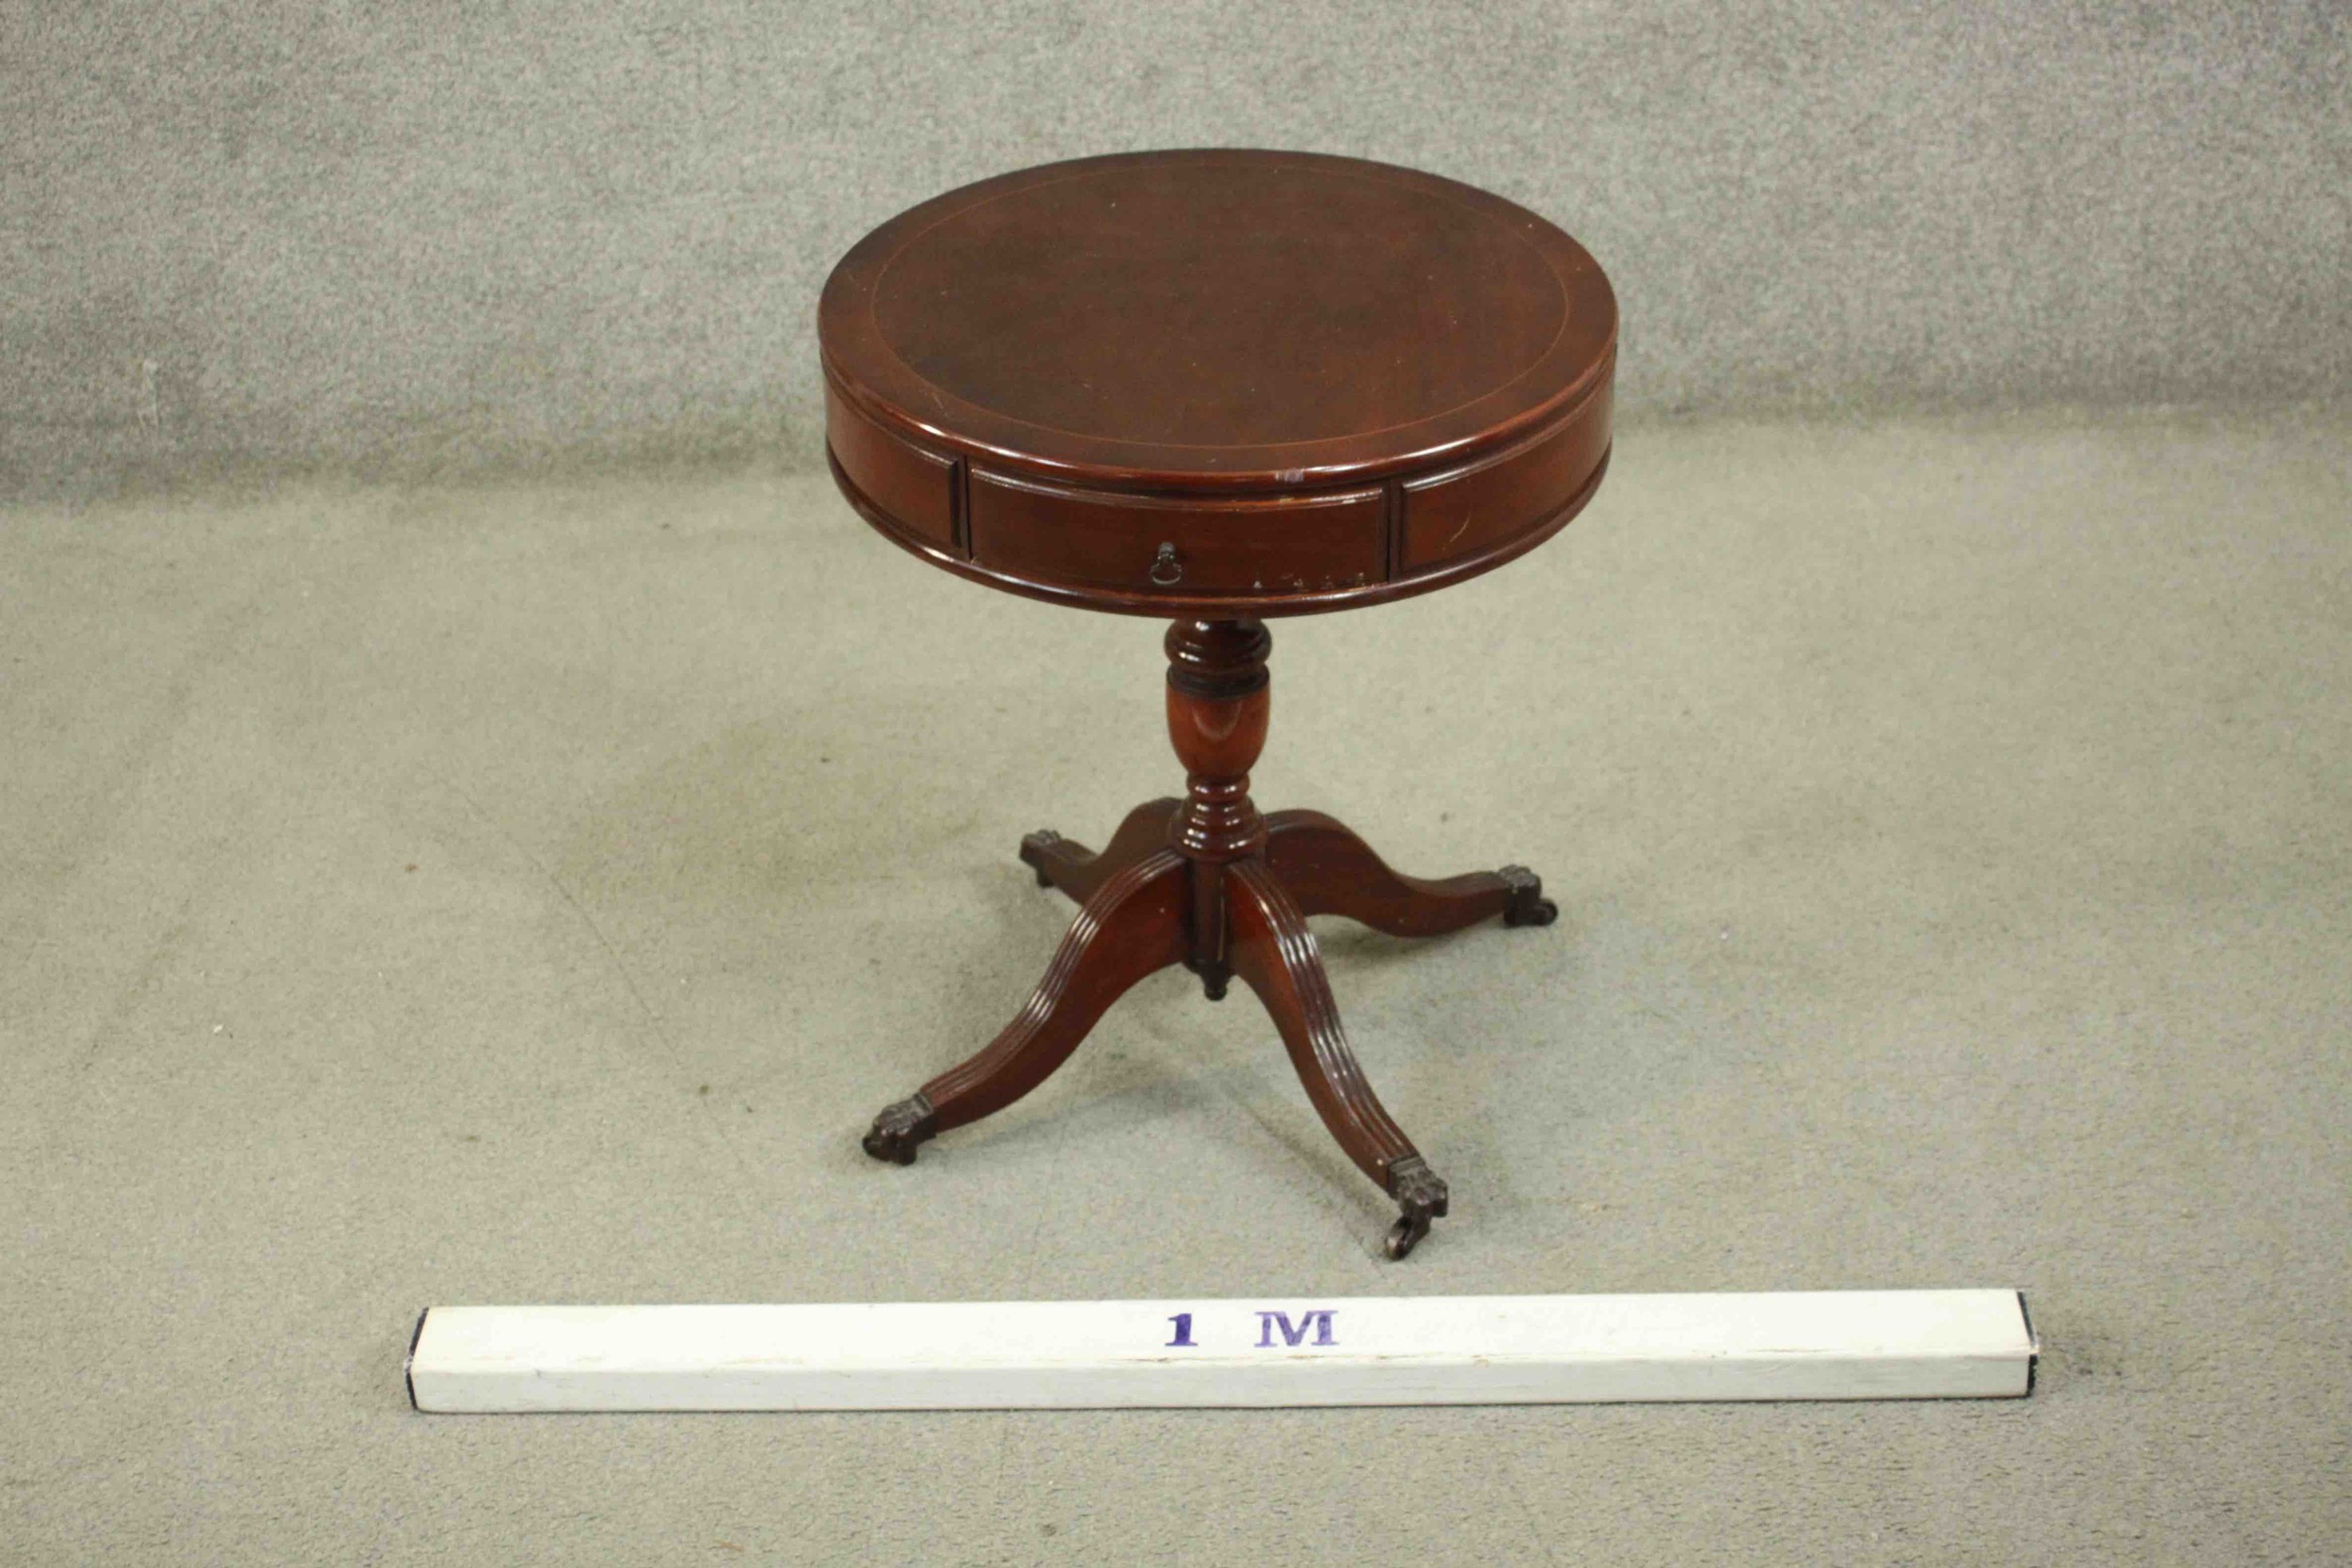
[1149,541,1183,585]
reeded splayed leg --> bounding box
[1224,856,1452,1259]
[1262,808,1557,934]
[862,849,1188,1164]
[1261,808,1552,930]
[1020,797,1182,904]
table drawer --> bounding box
[1399,382,1612,573]
[968,468,1386,596]
[826,382,958,550]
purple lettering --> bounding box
[1254,1308,1337,1348]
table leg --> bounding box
[1262,807,1557,935]
[1224,856,1453,1259]
[1019,797,1181,904]
[863,848,1188,1164]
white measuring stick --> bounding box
[407,1290,2035,1412]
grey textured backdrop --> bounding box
[5,1,2347,493]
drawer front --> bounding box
[826,382,959,550]
[1399,382,1613,573]
[969,469,1386,595]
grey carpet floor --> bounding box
[4,407,2346,1563]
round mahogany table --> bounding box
[821,150,1615,1257]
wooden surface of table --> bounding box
[820,150,1615,617]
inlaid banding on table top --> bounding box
[820,151,1613,491]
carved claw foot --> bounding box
[862,1092,939,1165]
[1497,865,1558,928]
[1382,1155,1450,1259]
[1018,830,1065,887]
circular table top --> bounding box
[820,150,1615,617]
